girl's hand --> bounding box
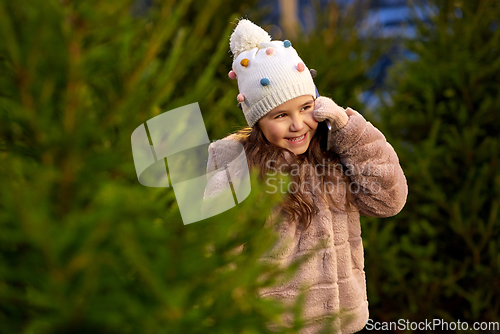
[313,96,349,132]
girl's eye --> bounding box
[275,113,286,119]
[301,104,312,111]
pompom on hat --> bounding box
[228,19,317,127]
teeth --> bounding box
[287,134,305,142]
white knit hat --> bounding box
[228,19,317,127]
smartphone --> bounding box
[325,119,332,151]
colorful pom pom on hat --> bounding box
[229,19,316,127]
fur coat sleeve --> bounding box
[328,107,408,217]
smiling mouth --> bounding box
[285,133,307,144]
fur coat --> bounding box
[203,107,408,333]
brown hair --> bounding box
[230,121,353,229]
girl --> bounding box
[204,19,408,334]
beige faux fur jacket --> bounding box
[204,107,408,333]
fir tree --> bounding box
[363,0,500,325]
[0,1,319,332]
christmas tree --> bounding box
[0,1,312,332]
[363,0,500,326]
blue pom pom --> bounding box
[284,40,291,48]
[260,78,270,86]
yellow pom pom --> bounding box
[240,58,249,67]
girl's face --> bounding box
[258,95,318,155]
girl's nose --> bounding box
[289,114,305,132]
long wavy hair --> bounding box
[230,121,354,229]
